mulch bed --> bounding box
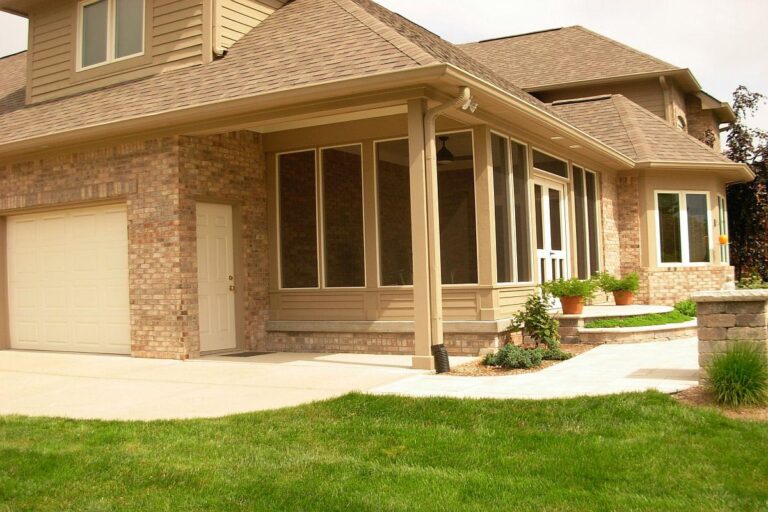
[448,343,598,377]
[674,386,768,422]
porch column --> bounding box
[408,98,442,370]
[473,125,500,320]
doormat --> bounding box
[224,352,275,358]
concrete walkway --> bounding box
[0,351,454,421]
[371,338,699,399]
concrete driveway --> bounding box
[0,351,452,421]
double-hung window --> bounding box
[656,191,712,265]
[79,0,145,69]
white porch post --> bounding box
[408,98,443,370]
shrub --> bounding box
[707,343,768,407]
[596,272,640,293]
[542,348,573,361]
[484,344,544,369]
[508,294,561,350]
[585,310,692,329]
[541,278,598,300]
[674,299,697,317]
[737,275,768,289]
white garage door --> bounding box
[7,204,130,354]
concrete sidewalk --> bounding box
[0,351,457,421]
[371,338,699,399]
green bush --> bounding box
[508,293,560,350]
[708,343,768,407]
[542,348,573,361]
[737,275,768,289]
[596,272,640,293]
[541,278,597,300]
[484,344,544,369]
[585,310,692,329]
[674,299,697,317]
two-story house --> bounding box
[0,0,753,369]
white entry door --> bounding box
[534,179,569,283]
[7,204,130,354]
[196,202,237,353]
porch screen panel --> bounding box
[718,195,729,264]
[532,150,568,179]
[658,193,682,263]
[278,151,318,288]
[686,193,710,263]
[548,189,563,251]
[376,139,413,286]
[511,141,532,282]
[322,146,365,287]
[586,171,600,274]
[573,166,588,279]
[437,132,478,284]
[492,134,513,283]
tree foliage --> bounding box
[725,86,768,279]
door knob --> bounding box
[230,285,236,292]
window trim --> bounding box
[318,143,367,290]
[718,194,730,265]
[77,0,146,72]
[490,129,535,286]
[572,165,603,278]
[654,190,713,267]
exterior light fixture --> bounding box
[437,136,454,164]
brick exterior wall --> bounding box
[0,132,268,359]
[616,174,642,275]
[265,331,508,356]
[638,266,735,305]
[599,171,621,276]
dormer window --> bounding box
[79,0,145,70]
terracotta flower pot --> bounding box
[560,296,585,315]
[613,290,635,306]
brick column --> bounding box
[694,290,768,383]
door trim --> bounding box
[533,177,571,285]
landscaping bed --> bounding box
[1,392,767,511]
[450,343,596,376]
[585,310,693,329]
[675,386,768,422]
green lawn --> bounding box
[585,310,693,329]
[1,392,767,511]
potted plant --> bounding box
[541,278,597,315]
[597,272,640,306]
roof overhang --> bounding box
[635,161,754,183]
[0,0,49,16]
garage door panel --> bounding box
[8,204,130,355]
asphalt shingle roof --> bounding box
[460,26,679,90]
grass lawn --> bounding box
[1,392,767,511]
[585,310,693,329]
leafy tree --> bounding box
[725,86,768,280]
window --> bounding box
[376,139,413,286]
[656,191,711,265]
[278,151,319,289]
[321,145,365,288]
[532,150,568,179]
[718,195,729,265]
[492,133,533,283]
[676,115,687,131]
[437,131,477,284]
[573,166,601,278]
[79,0,144,69]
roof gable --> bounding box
[460,26,678,90]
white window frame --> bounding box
[490,130,534,286]
[77,0,146,71]
[718,194,730,265]
[654,190,713,267]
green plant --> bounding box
[708,343,768,407]
[507,293,561,350]
[596,272,640,293]
[737,275,768,289]
[541,278,597,300]
[584,310,693,329]
[542,348,573,361]
[674,299,697,317]
[484,344,544,369]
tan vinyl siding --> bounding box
[535,79,667,120]
[497,286,535,317]
[27,0,208,103]
[215,0,287,51]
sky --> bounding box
[0,0,766,131]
